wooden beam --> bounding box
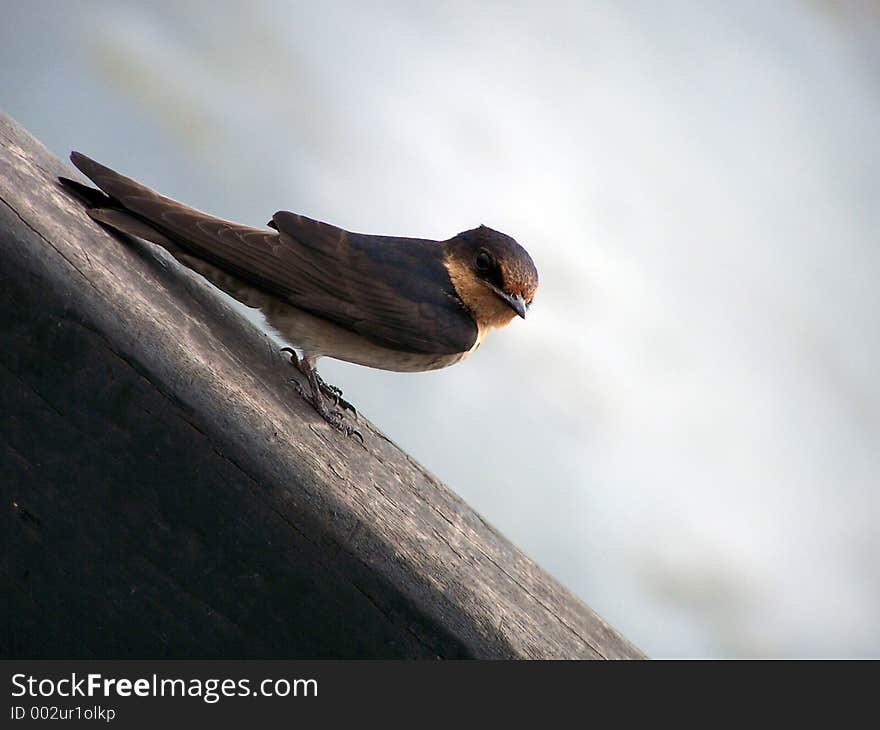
[0,113,643,659]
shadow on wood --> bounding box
[0,113,643,659]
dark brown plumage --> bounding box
[60,152,538,436]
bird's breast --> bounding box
[261,298,471,372]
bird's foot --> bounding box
[283,347,362,442]
[282,346,357,418]
[289,379,364,442]
[315,374,358,419]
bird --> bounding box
[59,152,539,438]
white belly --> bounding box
[263,298,470,372]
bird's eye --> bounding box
[475,251,493,272]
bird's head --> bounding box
[444,225,538,331]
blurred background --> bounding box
[2,0,878,657]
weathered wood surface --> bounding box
[0,112,643,659]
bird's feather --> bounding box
[66,152,477,355]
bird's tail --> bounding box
[58,171,182,252]
[61,152,263,253]
[58,152,294,308]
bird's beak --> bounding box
[489,285,528,319]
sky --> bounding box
[2,0,879,657]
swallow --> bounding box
[59,152,538,438]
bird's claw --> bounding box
[318,378,358,419]
[286,374,362,443]
[314,399,364,442]
[280,346,303,371]
[282,346,358,421]
[324,409,364,443]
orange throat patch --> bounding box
[444,255,519,346]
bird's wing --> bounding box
[269,211,477,354]
[67,152,477,355]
